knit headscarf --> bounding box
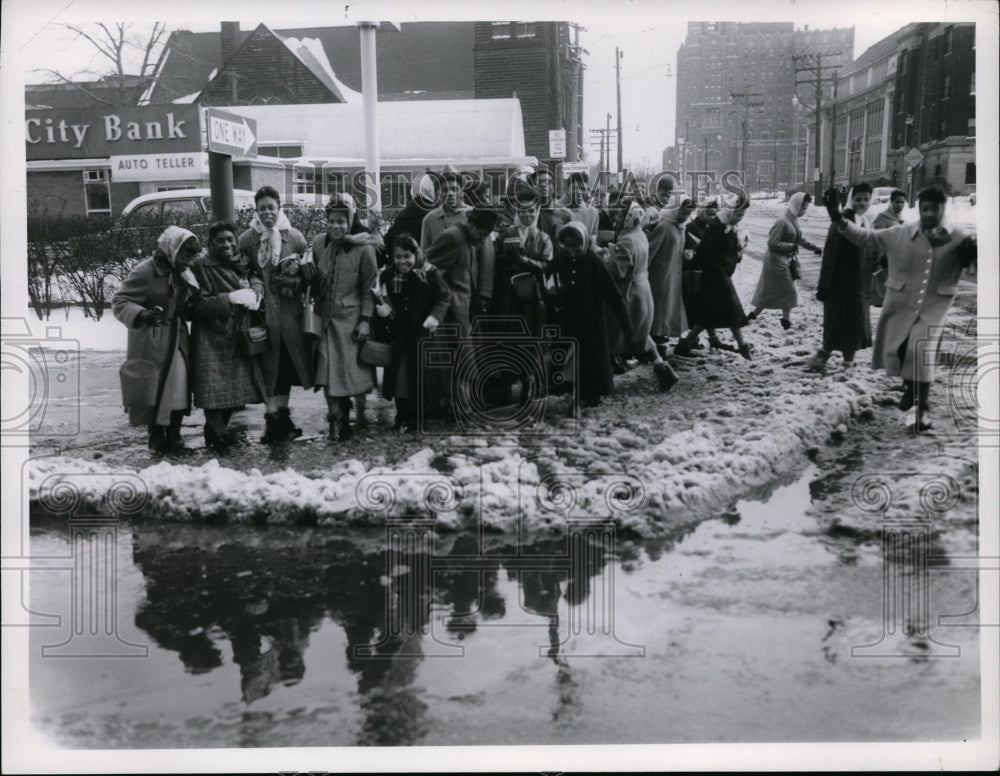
[250,208,293,266]
[620,200,648,232]
[557,220,591,254]
[155,226,199,268]
[785,192,809,221]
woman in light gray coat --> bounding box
[748,192,823,329]
[648,196,695,346]
[828,186,977,431]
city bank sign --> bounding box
[25,105,201,162]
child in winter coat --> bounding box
[376,233,452,432]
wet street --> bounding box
[23,200,985,748]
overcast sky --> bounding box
[5,0,989,168]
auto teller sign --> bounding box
[25,105,200,161]
[110,152,209,182]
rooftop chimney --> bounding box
[221,22,240,67]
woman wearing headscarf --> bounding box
[674,198,753,360]
[383,171,437,264]
[606,199,680,391]
[553,221,633,411]
[747,192,823,329]
[309,193,379,442]
[805,182,875,373]
[648,196,696,350]
[185,221,267,452]
[237,185,312,443]
[112,225,201,455]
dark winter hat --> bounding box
[467,208,499,232]
[441,164,461,182]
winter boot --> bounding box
[165,412,192,456]
[338,398,353,441]
[745,310,759,323]
[204,410,236,452]
[654,361,679,392]
[277,407,303,439]
[261,412,287,444]
[147,424,167,456]
[326,413,340,442]
[673,338,694,358]
[804,349,829,373]
[780,318,792,330]
[708,335,736,352]
[737,343,753,361]
[898,380,915,411]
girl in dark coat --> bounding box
[553,221,634,411]
[376,233,452,431]
[186,221,267,451]
[674,200,752,360]
[383,172,436,266]
[806,184,874,372]
[112,226,201,455]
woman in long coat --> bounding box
[675,201,753,360]
[648,196,695,345]
[308,193,379,442]
[237,186,312,443]
[112,225,200,455]
[553,221,633,410]
[186,221,267,451]
[377,233,451,431]
[605,200,679,390]
[829,186,977,430]
[748,192,822,329]
[805,185,874,372]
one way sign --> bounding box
[206,108,257,157]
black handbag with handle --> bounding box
[788,253,802,281]
[239,309,271,356]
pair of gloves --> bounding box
[228,288,260,311]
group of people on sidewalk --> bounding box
[112,170,975,455]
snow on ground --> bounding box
[27,206,980,540]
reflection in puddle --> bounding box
[28,461,979,747]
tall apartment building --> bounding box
[673,22,853,194]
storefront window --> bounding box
[83,169,110,215]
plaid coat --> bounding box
[185,256,267,409]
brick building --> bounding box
[473,22,586,167]
[674,22,853,195]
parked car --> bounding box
[119,188,257,220]
[871,186,896,205]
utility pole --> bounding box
[829,71,839,190]
[792,51,842,198]
[616,47,623,177]
[730,88,764,190]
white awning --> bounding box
[222,99,532,165]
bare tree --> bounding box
[32,22,168,106]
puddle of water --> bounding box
[28,464,980,748]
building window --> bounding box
[491,22,511,39]
[943,74,950,99]
[970,71,975,95]
[967,116,975,137]
[515,22,535,38]
[83,169,110,215]
[943,27,953,55]
[965,162,975,184]
[294,165,318,194]
[258,144,303,158]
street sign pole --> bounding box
[205,107,258,223]
[209,151,235,223]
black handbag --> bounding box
[788,254,802,281]
[240,309,271,356]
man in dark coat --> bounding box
[806,183,875,373]
[531,167,573,247]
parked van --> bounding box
[871,186,897,205]
[119,188,257,220]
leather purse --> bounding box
[240,310,271,356]
[302,286,322,337]
[788,254,802,281]
[359,339,392,367]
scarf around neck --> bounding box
[251,209,293,266]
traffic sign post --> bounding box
[549,129,566,160]
[204,108,258,222]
